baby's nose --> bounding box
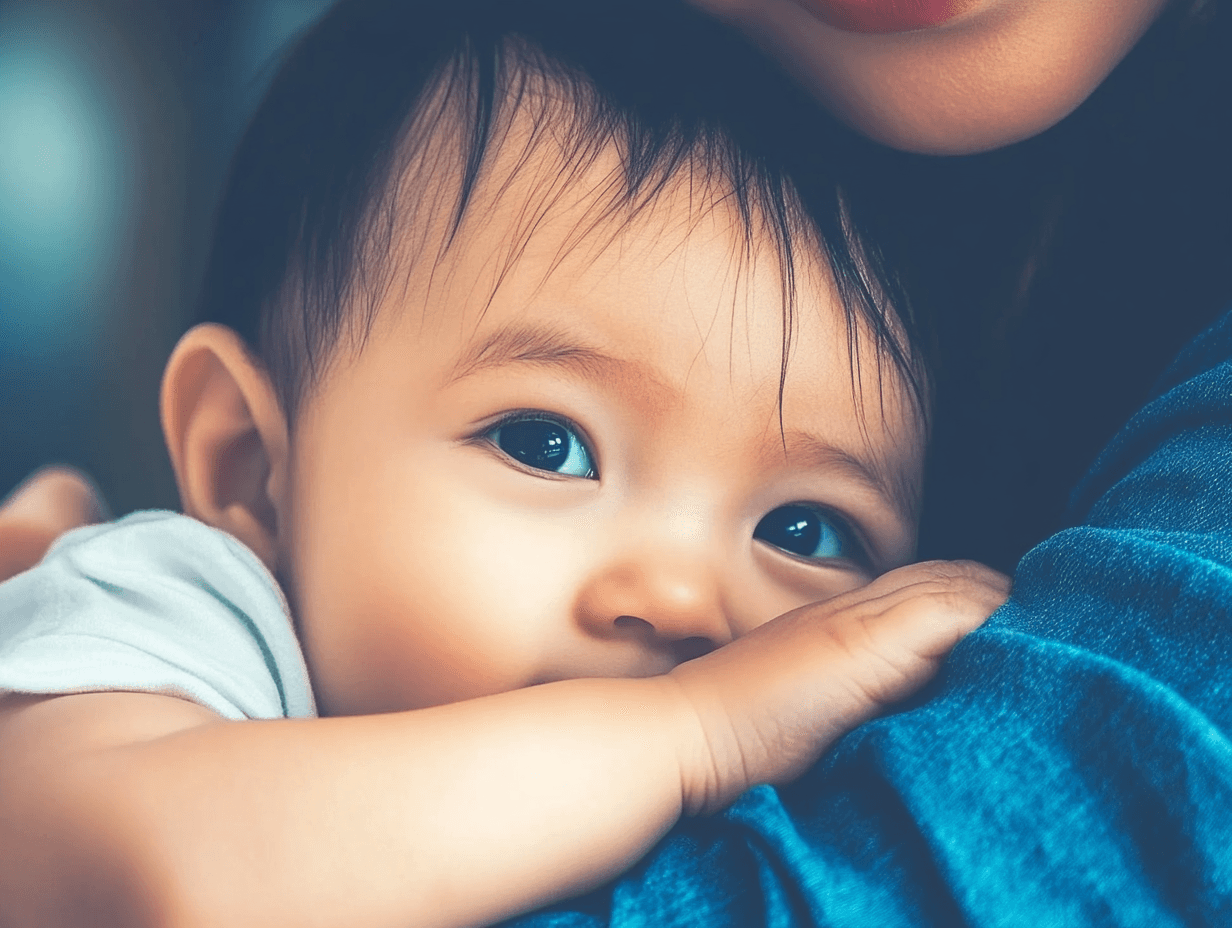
[574,552,733,662]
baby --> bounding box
[0,1,1008,926]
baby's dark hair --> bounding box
[195,0,925,427]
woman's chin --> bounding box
[689,0,1171,155]
[792,0,982,36]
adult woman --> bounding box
[2,1,1230,925]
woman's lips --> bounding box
[798,0,976,34]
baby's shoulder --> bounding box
[0,510,316,720]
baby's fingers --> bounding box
[845,559,1009,612]
[854,559,1010,653]
[668,559,1010,810]
[821,560,1010,707]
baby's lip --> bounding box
[795,0,980,34]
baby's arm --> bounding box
[0,561,1007,928]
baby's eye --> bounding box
[754,503,850,561]
[486,415,596,479]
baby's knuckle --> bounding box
[916,559,1001,593]
[911,559,963,581]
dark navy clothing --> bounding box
[507,308,1232,927]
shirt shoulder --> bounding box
[0,511,316,719]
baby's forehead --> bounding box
[376,97,825,331]
[346,130,925,520]
[380,142,822,372]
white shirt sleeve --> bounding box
[0,511,316,720]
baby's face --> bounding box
[280,173,924,717]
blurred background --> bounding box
[0,0,335,515]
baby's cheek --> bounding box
[303,491,582,714]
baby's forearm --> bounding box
[0,679,698,928]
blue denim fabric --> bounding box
[504,307,1232,927]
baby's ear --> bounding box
[160,324,289,571]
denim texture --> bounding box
[504,306,1232,927]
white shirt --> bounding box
[0,511,315,719]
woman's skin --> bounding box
[687,0,1173,154]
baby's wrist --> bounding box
[654,665,748,817]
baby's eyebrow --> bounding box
[771,429,920,524]
[446,323,652,385]
[448,324,920,523]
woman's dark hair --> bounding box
[195,0,925,428]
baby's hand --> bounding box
[665,560,1010,815]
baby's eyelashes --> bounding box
[753,504,866,567]
[478,413,873,570]
[484,411,597,479]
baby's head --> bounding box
[160,0,928,716]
